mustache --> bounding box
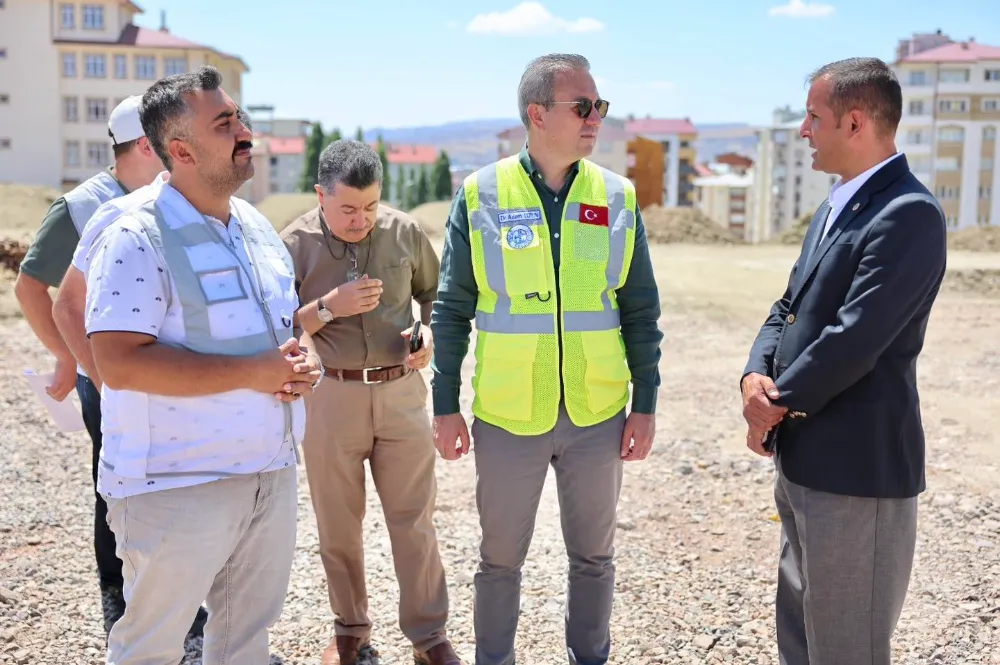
[233,140,253,157]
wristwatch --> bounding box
[317,297,334,323]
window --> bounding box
[135,56,156,79]
[65,140,80,167]
[946,216,958,228]
[87,141,109,166]
[983,158,995,171]
[63,96,78,122]
[935,156,960,171]
[937,127,964,143]
[111,54,127,79]
[82,4,103,30]
[908,70,927,85]
[981,186,993,200]
[62,52,76,77]
[86,97,108,122]
[908,100,925,115]
[936,186,960,199]
[60,3,74,28]
[84,54,105,78]
[985,70,1000,81]
[985,127,998,141]
[908,154,932,172]
[983,98,1000,112]
[978,214,992,226]
[906,129,928,144]
[938,99,969,113]
[939,69,970,83]
[164,57,186,76]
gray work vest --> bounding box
[104,193,303,480]
[63,170,125,236]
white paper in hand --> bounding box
[22,369,85,432]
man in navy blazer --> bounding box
[741,57,947,665]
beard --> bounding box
[194,140,255,196]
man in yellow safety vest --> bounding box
[429,53,664,665]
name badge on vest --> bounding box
[499,208,542,250]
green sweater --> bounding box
[429,146,664,417]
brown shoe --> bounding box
[322,635,378,665]
[413,640,463,665]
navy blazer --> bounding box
[744,154,947,499]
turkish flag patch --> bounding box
[579,204,609,227]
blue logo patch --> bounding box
[498,208,543,225]
[505,224,535,249]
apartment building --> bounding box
[694,158,754,239]
[748,108,838,243]
[893,35,1000,229]
[0,0,248,190]
[497,124,631,175]
[385,144,437,207]
[623,117,699,207]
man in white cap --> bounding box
[14,95,205,638]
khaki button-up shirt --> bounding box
[280,205,440,370]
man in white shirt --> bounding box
[84,65,321,664]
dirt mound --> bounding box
[0,238,28,273]
[407,201,451,237]
[0,183,62,241]
[257,193,318,232]
[948,226,1000,252]
[641,205,745,245]
[773,214,813,245]
[942,268,1000,298]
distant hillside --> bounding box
[362,118,518,145]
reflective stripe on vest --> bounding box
[64,171,125,236]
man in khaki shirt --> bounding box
[280,139,461,665]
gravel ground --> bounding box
[2,263,999,664]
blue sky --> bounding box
[132,0,1000,132]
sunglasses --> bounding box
[550,98,610,119]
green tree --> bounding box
[323,126,342,151]
[394,164,405,203]
[404,166,420,210]
[416,164,430,206]
[354,126,364,142]
[431,150,453,201]
[299,122,325,192]
[376,134,390,201]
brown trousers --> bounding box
[302,369,449,652]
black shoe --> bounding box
[187,605,209,638]
[100,586,126,640]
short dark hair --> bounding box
[111,138,138,158]
[139,65,224,170]
[809,57,902,137]
[317,139,383,192]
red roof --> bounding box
[387,145,438,166]
[624,118,697,136]
[268,137,305,155]
[54,25,248,70]
[694,164,714,177]
[899,41,1000,63]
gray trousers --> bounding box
[773,457,918,665]
[471,406,626,665]
[105,468,297,665]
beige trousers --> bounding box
[104,468,297,665]
[302,369,449,653]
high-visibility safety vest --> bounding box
[464,155,637,436]
[64,170,125,236]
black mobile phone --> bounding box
[409,320,423,353]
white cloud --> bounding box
[768,0,835,18]
[467,2,604,35]
[446,19,459,28]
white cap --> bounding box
[108,95,145,145]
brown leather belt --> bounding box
[323,365,408,384]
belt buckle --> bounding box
[362,367,379,384]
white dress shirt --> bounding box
[822,152,903,238]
